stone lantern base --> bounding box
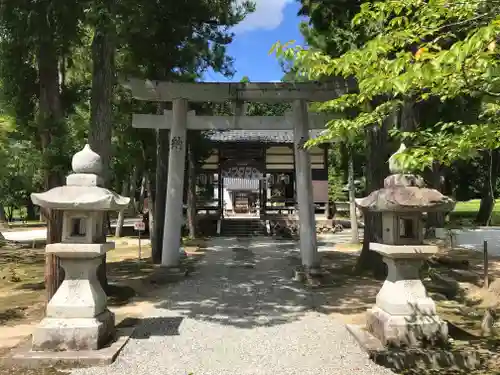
[366,243,448,347]
[32,310,115,351]
[366,306,448,347]
[31,243,116,352]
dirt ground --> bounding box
[2,237,500,374]
[0,236,206,352]
[318,243,500,374]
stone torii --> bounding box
[122,78,348,272]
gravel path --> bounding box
[72,237,394,375]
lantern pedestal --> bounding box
[366,243,448,347]
[32,243,115,351]
[8,145,132,366]
[32,310,115,352]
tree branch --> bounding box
[461,59,500,97]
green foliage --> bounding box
[0,139,43,210]
[0,0,255,219]
[273,0,500,167]
[246,102,291,116]
[328,167,347,201]
[119,0,253,80]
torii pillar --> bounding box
[162,98,188,267]
[123,79,351,269]
[292,100,319,270]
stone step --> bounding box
[220,219,267,237]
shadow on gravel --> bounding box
[129,316,184,339]
[149,237,379,330]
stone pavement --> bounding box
[71,237,394,375]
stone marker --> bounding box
[30,144,130,351]
[356,144,455,347]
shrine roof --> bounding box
[205,129,323,143]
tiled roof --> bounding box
[205,130,323,143]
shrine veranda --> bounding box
[123,79,348,269]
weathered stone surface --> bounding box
[365,243,447,346]
[8,328,134,368]
[66,173,103,187]
[32,145,130,211]
[29,145,129,354]
[31,186,130,211]
[45,256,109,319]
[71,144,103,175]
[370,243,438,259]
[366,306,448,347]
[429,272,461,295]
[384,173,425,188]
[388,143,408,174]
[429,254,470,269]
[346,324,482,372]
[356,160,454,352]
[373,253,438,316]
[45,242,114,258]
[356,186,455,212]
[32,310,115,351]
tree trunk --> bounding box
[89,19,115,292]
[426,162,446,228]
[152,125,169,264]
[26,200,36,221]
[114,179,129,237]
[138,172,147,213]
[347,145,359,243]
[146,173,155,239]
[129,167,139,214]
[399,99,419,133]
[140,140,154,236]
[355,118,391,278]
[476,150,499,226]
[0,206,6,223]
[187,140,197,239]
[151,98,169,263]
[37,21,66,301]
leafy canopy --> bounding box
[273,0,500,168]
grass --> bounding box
[453,199,500,213]
[0,239,165,375]
[447,199,500,227]
[0,244,46,326]
[0,234,208,329]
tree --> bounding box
[347,144,359,243]
[118,0,253,263]
[284,0,499,160]
[185,130,215,239]
[0,0,86,299]
[287,0,390,277]
[87,0,118,291]
[276,0,500,274]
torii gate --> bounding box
[123,79,347,271]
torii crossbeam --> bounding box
[123,79,348,271]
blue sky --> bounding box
[203,0,307,82]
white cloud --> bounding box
[233,0,293,33]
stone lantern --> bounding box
[30,144,130,351]
[356,144,455,347]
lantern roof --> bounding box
[31,144,130,211]
[356,145,455,213]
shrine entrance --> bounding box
[124,79,349,269]
[220,144,264,218]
